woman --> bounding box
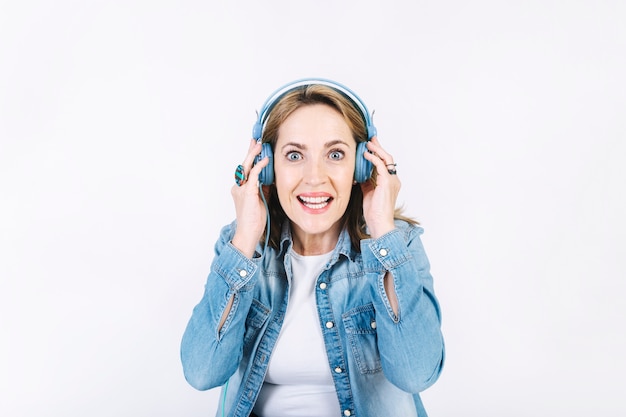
[181,79,445,417]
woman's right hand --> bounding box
[230,139,270,258]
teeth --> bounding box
[299,196,330,204]
[299,196,331,209]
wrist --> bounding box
[231,233,258,259]
[369,222,396,239]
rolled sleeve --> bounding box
[212,241,260,291]
[361,228,413,272]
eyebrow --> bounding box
[280,139,351,152]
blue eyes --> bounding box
[286,152,302,161]
[285,149,345,161]
[329,150,343,160]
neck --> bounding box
[291,227,340,256]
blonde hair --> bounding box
[260,84,417,251]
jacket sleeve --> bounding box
[180,221,261,391]
[360,222,445,393]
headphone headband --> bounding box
[252,78,375,185]
[252,77,377,140]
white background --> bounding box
[1,1,625,416]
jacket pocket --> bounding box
[243,299,271,355]
[342,303,382,374]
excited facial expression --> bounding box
[274,104,357,254]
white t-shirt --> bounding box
[252,249,340,417]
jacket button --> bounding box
[370,321,377,329]
[239,270,248,277]
[325,321,334,329]
[379,248,388,256]
[344,410,352,416]
[334,367,342,373]
[319,282,327,290]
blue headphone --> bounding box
[251,78,377,185]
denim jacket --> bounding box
[181,219,445,417]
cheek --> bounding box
[334,175,355,199]
[339,162,357,188]
[274,177,295,205]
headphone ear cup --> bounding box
[252,122,263,140]
[354,141,373,183]
[367,124,377,140]
[256,142,274,185]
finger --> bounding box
[235,140,264,187]
[364,152,400,181]
[241,139,263,171]
[363,148,390,175]
[366,137,394,165]
[242,155,270,188]
[365,147,394,173]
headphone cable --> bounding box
[258,182,271,255]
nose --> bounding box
[303,156,327,185]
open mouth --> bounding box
[297,195,332,210]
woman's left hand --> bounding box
[361,136,401,239]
